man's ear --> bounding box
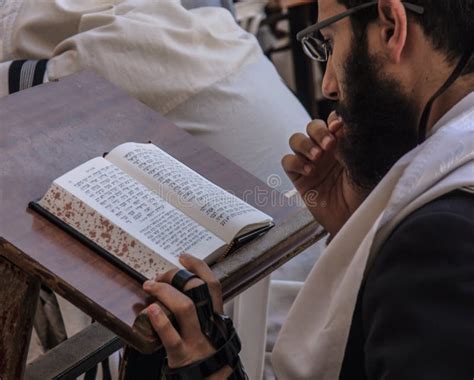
[377,0,407,63]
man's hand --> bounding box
[143,254,232,379]
[282,111,367,236]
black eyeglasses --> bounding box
[296,1,424,62]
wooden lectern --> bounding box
[0,71,324,379]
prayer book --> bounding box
[29,142,273,281]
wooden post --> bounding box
[0,255,40,380]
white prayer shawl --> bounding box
[272,92,474,380]
[0,0,260,113]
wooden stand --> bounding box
[0,255,40,379]
[0,71,324,379]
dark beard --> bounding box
[334,37,419,191]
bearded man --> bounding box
[141,0,473,378]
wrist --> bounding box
[205,365,233,380]
[162,313,244,380]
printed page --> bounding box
[106,143,273,243]
[48,157,226,266]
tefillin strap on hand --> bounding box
[162,283,246,379]
[184,284,228,347]
[161,328,244,379]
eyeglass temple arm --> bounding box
[296,1,424,41]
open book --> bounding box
[30,142,273,280]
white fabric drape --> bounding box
[1,0,308,190]
[272,92,474,380]
[0,0,260,113]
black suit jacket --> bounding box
[340,190,474,380]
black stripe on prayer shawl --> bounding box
[8,60,26,94]
[8,59,48,94]
[33,60,48,86]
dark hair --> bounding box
[337,0,474,74]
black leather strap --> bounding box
[184,283,213,305]
[185,284,229,348]
[163,278,247,379]
[171,269,198,292]
[162,360,205,380]
[162,328,242,379]
[198,328,241,376]
[417,50,472,144]
[184,284,216,341]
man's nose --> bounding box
[321,59,340,101]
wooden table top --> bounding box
[0,71,321,352]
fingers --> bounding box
[327,111,344,135]
[283,116,345,182]
[282,154,313,179]
[155,255,224,314]
[306,119,336,151]
[143,281,202,340]
[147,304,185,358]
[156,268,204,292]
[327,110,339,126]
[179,254,224,314]
[288,116,343,164]
[289,133,322,161]
[284,128,326,179]
[286,118,340,170]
